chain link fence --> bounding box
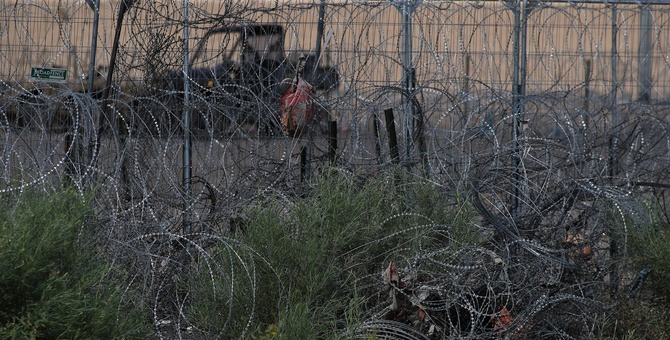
[1,0,670,337]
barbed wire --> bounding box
[1,0,669,338]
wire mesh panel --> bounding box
[1,0,670,338]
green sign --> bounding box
[30,67,67,83]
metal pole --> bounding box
[400,0,415,167]
[385,108,400,165]
[85,0,100,172]
[584,59,591,129]
[511,0,521,214]
[314,0,326,72]
[511,0,531,215]
[610,4,618,179]
[374,114,384,164]
[608,3,620,295]
[329,120,337,165]
[638,5,652,103]
[182,0,192,233]
[520,1,529,104]
[86,0,99,97]
[611,5,618,110]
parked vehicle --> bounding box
[1,24,339,137]
[157,24,339,137]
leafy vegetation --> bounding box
[0,190,148,339]
[185,170,481,338]
[595,215,670,339]
[4,173,670,339]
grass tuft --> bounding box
[185,169,480,338]
[0,189,148,339]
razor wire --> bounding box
[1,0,670,338]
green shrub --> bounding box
[0,190,148,339]
[596,208,670,339]
[626,221,670,299]
[185,169,480,338]
[595,291,670,339]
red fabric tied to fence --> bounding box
[280,76,315,137]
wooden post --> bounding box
[373,114,384,164]
[384,108,400,165]
[300,146,307,182]
[63,133,75,187]
[328,120,337,165]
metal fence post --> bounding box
[85,0,100,185]
[610,4,618,180]
[638,4,652,103]
[385,108,400,165]
[584,59,592,131]
[183,0,192,234]
[511,0,530,216]
[86,0,99,98]
[608,2,620,294]
[396,0,417,168]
